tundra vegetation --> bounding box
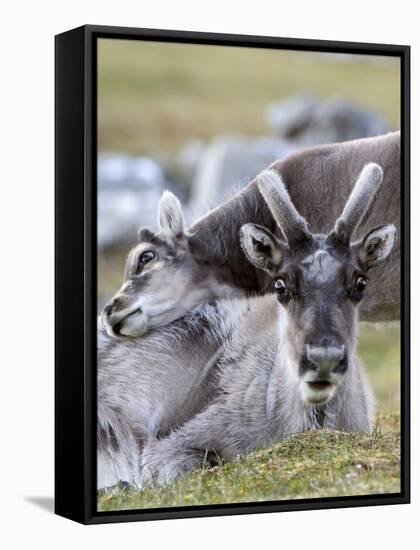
[98,41,400,154]
[98,412,399,511]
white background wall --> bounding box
[0,1,417,548]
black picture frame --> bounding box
[55,24,410,525]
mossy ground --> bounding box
[98,411,400,512]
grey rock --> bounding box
[266,93,318,140]
[266,93,389,146]
[98,153,165,190]
[98,153,170,250]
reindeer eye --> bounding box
[275,279,287,294]
[138,250,155,270]
[275,278,292,304]
[355,276,367,292]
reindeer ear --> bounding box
[355,224,396,270]
[158,191,185,239]
[240,224,286,274]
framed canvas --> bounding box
[55,24,410,525]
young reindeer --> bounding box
[101,191,240,339]
[98,193,245,489]
[136,162,396,485]
[98,163,395,489]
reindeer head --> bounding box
[240,164,396,405]
[102,191,234,338]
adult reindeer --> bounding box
[187,131,400,322]
[98,163,396,488]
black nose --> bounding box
[103,302,114,317]
[301,344,347,377]
[103,298,121,318]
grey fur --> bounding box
[102,191,239,338]
[330,163,383,244]
[98,294,372,488]
[188,132,401,321]
[158,190,185,239]
[98,163,395,489]
[257,169,312,245]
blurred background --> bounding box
[97,39,400,413]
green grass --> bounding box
[98,411,400,511]
[98,39,400,154]
[358,322,400,412]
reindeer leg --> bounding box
[140,401,237,486]
[97,406,143,491]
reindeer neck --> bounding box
[189,181,276,291]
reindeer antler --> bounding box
[329,163,383,245]
[257,170,313,246]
